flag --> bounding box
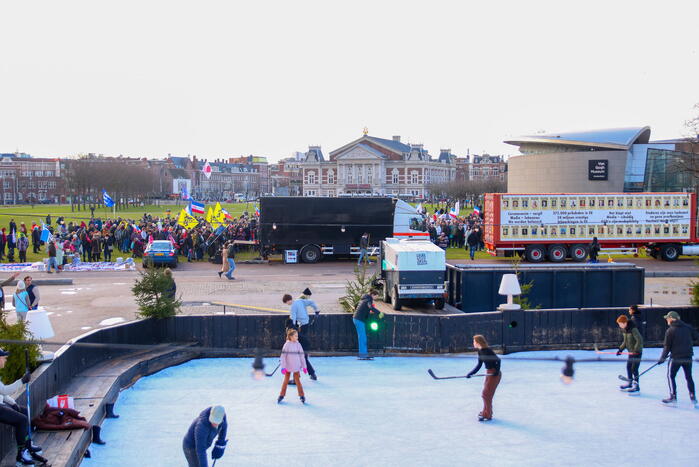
[40,223,51,242]
[177,209,199,229]
[254,207,260,217]
[473,205,481,215]
[415,203,422,214]
[449,201,460,219]
[185,204,193,216]
[190,200,205,214]
[132,223,142,234]
[102,189,115,208]
[213,202,226,225]
[202,161,212,179]
[221,207,232,219]
[181,185,190,200]
[206,207,214,224]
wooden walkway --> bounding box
[1,344,198,467]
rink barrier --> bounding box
[1,305,698,461]
[446,263,645,313]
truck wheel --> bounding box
[548,244,567,262]
[391,286,402,311]
[660,244,680,261]
[300,245,321,263]
[570,244,588,262]
[525,245,545,263]
[434,297,445,310]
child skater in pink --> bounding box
[278,328,307,404]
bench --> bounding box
[1,344,199,467]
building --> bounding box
[168,155,269,199]
[300,134,456,198]
[0,153,65,204]
[269,153,304,196]
[505,127,699,193]
[455,154,507,182]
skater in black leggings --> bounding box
[658,311,699,405]
[0,348,45,465]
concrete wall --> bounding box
[507,150,627,193]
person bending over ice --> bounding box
[182,405,228,467]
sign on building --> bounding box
[588,160,608,181]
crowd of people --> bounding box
[0,211,261,268]
[425,207,485,259]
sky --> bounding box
[1,0,698,162]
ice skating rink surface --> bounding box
[83,348,699,467]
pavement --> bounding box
[2,256,696,348]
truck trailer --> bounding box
[484,192,697,262]
[257,197,428,263]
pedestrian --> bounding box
[24,276,40,310]
[352,289,380,360]
[31,226,41,254]
[0,272,20,314]
[16,234,28,263]
[182,405,228,467]
[628,304,645,338]
[466,228,480,261]
[657,311,699,405]
[277,328,307,404]
[589,237,600,263]
[12,281,30,323]
[224,241,236,280]
[0,348,44,466]
[46,240,58,273]
[467,334,502,422]
[55,239,65,271]
[357,232,370,266]
[218,241,229,279]
[283,289,319,380]
[164,268,177,300]
[615,315,643,393]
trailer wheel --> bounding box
[660,244,680,261]
[570,244,588,262]
[525,245,545,263]
[300,245,321,263]
[391,286,402,311]
[434,298,445,310]
[548,244,567,262]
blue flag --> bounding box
[102,189,115,208]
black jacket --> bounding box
[660,320,699,360]
[630,313,645,337]
[353,294,378,322]
[467,348,501,377]
[360,234,369,249]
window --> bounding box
[328,170,335,184]
[34,171,43,177]
[307,171,316,184]
[45,171,54,177]
[367,166,372,184]
[410,171,418,184]
[392,169,399,184]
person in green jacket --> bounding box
[616,315,644,393]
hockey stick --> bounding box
[24,350,33,444]
[427,369,486,380]
[618,362,659,382]
[265,363,280,377]
[593,343,633,356]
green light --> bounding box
[369,322,379,331]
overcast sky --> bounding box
[1,1,697,162]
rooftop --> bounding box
[505,126,651,150]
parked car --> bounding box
[143,240,178,268]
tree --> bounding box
[667,103,699,189]
[0,316,41,384]
[132,269,181,319]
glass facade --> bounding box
[642,149,697,192]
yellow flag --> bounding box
[213,202,223,219]
[177,209,199,229]
[206,207,214,224]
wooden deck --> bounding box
[1,344,199,467]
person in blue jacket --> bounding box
[182,405,228,467]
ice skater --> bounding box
[615,315,643,393]
[353,289,380,360]
[0,348,45,466]
[278,328,307,404]
[657,311,699,405]
[283,290,319,380]
[466,335,501,422]
[182,405,228,467]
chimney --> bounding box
[392,136,401,142]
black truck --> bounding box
[257,196,426,263]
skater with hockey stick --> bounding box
[277,328,307,404]
[615,315,643,393]
[182,405,228,467]
[466,335,501,422]
[0,348,46,466]
[353,289,381,360]
[657,311,699,406]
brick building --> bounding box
[455,154,507,182]
[270,153,304,196]
[300,135,456,199]
[0,153,65,204]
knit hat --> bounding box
[16,280,26,290]
[616,315,628,324]
[0,348,9,357]
[209,405,225,425]
[663,311,680,320]
[302,288,312,296]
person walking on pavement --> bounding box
[657,311,699,405]
[466,228,480,261]
[224,241,236,280]
[283,289,319,380]
[0,272,20,314]
[218,241,229,279]
[589,237,600,263]
[357,232,371,266]
[353,289,381,360]
[467,334,502,422]
[46,240,59,273]
[182,405,228,467]
[616,315,643,393]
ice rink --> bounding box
[83,348,698,467]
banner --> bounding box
[177,209,199,229]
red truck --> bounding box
[483,192,697,262]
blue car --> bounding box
[143,240,178,268]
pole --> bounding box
[24,349,33,445]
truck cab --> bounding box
[380,238,446,310]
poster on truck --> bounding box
[497,193,692,242]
